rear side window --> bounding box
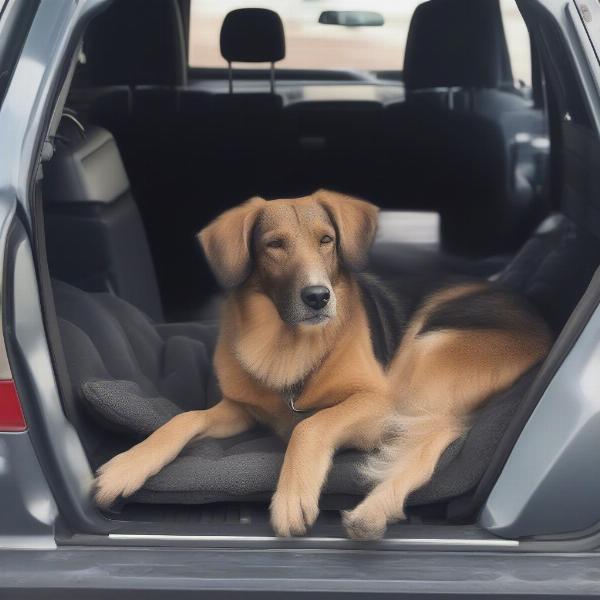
[500,0,532,87]
[188,0,423,71]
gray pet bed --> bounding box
[53,278,537,507]
[80,373,536,506]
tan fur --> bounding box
[344,290,551,539]
[199,197,266,288]
[94,190,552,539]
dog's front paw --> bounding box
[342,504,390,541]
[94,448,152,508]
[270,490,319,537]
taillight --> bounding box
[0,380,26,431]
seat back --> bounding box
[281,100,385,201]
[386,0,549,256]
[497,214,600,334]
[210,7,287,187]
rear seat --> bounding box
[65,0,547,316]
[182,8,288,209]
[283,101,385,201]
[385,0,549,256]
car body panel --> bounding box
[0,0,114,541]
[482,270,600,536]
[0,432,56,550]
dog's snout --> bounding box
[301,286,330,310]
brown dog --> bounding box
[94,190,551,539]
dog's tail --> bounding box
[361,412,467,487]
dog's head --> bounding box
[199,189,379,326]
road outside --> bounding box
[189,0,532,84]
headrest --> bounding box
[220,9,285,63]
[403,0,507,90]
[85,0,186,86]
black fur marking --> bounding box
[418,286,541,336]
[357,273,409,366]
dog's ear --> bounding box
[316,189,379,271]
[198,197,266,288]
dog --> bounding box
[94,189,552,539]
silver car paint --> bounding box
[0,0,112,548]
[481,270,600,536]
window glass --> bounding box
[188,0,423,70]
[189,0,533,84]
[500,0,532,86]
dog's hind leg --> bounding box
[343,323,550,540]
[94,399,255,507]
[343,413,464,540]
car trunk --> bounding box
[17,0,600,548]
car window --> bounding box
[500,0,532,86]
[188,0,423,71]
[189,0,533,84]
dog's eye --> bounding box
[267,239,283,249]
[320,235,334,245]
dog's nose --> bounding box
[301,286,330,310]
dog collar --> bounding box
[283,381,312,414]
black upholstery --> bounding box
[213,7,286,174]
[83,0,187,87]
[70,0,550,317]
[403,0,509,90]
[496,214,600,334]
[384,0,549,256]
[220,8,285,63]
[384,103,510,255]
[283,101,385,201]
[43,124,164,321]
[67,86,132,135]
[561,121,600,241]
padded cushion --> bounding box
[220,9,285,63]
[55,277,541,507]
[82,380,181,436]
[78,364,538,506]
[403,0,507,90]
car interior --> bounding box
[36,0,600,538]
